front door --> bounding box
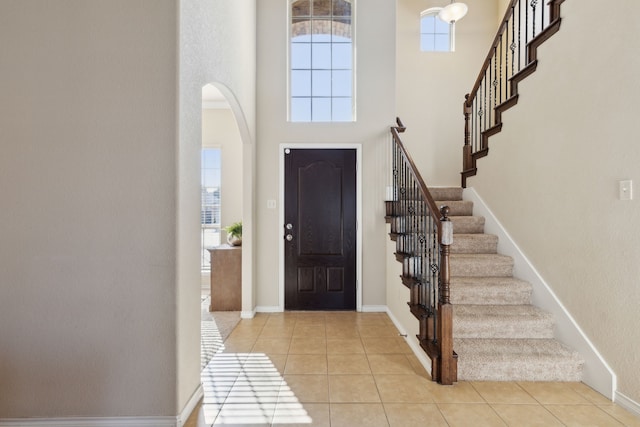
[284,149,356,310]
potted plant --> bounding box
[224,221,242,246]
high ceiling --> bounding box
[202,84,230,109]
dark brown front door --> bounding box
[284,148,356,310]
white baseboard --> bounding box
[0,384,205,427]
[254,305,281,314]
[241,308,257,318]
[177,384,204,427]
[253,305,388,313]
[0,417,177,427]
[385,307,433,378]
[615,391,640,418]
[463,187,616,399]
[361,305,387,312]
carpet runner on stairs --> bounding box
[430,187,583,382]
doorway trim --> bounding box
[278,143,363,312]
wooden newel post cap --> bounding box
[440,205,450,219]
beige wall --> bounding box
[467,0,640,404]
[202,109,244,238]
[255,0,395,310]
[396,0,499,187]
[0,0,178,417]
[0,0,257,419]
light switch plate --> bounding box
[619,180,633,200]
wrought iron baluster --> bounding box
[518,0,522,70]
[525,0,529,50]
[483,72,487,136]
[499,35,503,104]
[510,7,516,77]
[531,0,538,38]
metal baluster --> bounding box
[476,93,481,151]
[531,0,538,38]
[518,0,522,70]
[499,35,503,104]
[505,19,510,98]
[492,49,497,122]
[525,0,529,51]
[510,6,516,77]
[483,72,487,137]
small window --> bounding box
[420,8,452,52]
[289,0,354,122]
[201,148,221,270]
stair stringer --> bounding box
[463,186,616,400]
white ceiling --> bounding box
[202,84,230,109]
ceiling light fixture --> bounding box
[438,1,468,23]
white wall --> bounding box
[396,0,499,187]
[467,0,640,405]
[0,0,178,417]
[178,0,256,414]
[255,0,395,310]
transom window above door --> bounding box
[289,0,354,122]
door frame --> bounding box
[278,143,362,312]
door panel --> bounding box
[284,149,356,310]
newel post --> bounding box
[463,94,472,172]
[438,206,457,385]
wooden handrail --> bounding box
[466,0,519,107]
[461,0,565,187]
[390,126,442,234]
[389,118,456,385]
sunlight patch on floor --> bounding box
[202,350,312,425]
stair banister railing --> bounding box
[389,117,457,385]
[462,0,564,187]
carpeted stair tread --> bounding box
[450,277,532,305]
[453,304,555,339]
[429,187,463,201]
[450,253,513,277]
[450,216,485,234]
[454,338,584,381]
[451,233,498,254]
[434,200,474,216]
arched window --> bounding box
[420,7,453,52]
[289,0,354,122]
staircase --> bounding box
[430,186,583,381]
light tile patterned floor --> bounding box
[186,311,640,426]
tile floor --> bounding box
[185,311,640,426]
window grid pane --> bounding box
[420,10,452,52]
[290,0,353,122]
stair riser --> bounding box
[450,286,531,305]
[451,235,498,254]
[387,201,472,217]
[450,259,513,277]
[450,217,485,234]
[453,320,554,339]
[457,362,583,382]
[435,200,474,216]
[429,187,463,201]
